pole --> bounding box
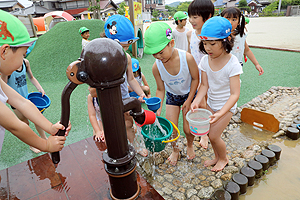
[278,0,282,15]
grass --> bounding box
[0,19,299,171]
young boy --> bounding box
[186,0,214,149]
[144,22,199,165]
[79,27,90,49]
[104,15,148,157]
[0,10,69,154]
[172,11,189,51]
[1,58,47,153]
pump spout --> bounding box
[123,97,156,126]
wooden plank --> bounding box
[241,108,279,133]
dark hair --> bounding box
[135,67,142,78]
[10,46,19,53]
[188,0,214,22]
[199,37,234,54]
[81,30,89,35]
[174,19,183,25]
[221,7,245,37]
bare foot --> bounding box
[167,151,180,166]
[211,158,229,172]
[30,146,41,154]
[186,146,195,160]
[204,158,218,167]
[199,135,209,149]
[137,148,148,157]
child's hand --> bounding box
[138,93,146,103]
[190,102,199,112]
[181,101,190,116]
[46,135,66,152]
[94,130,105,142]
[255,64,264,76]
[38,88,45,96]
[156,109,161,117]
[209,112,222,124]
[50,121,72,136]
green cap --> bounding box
[144,22,173,55]
[174,11,188,21]
[0,10,37,47]
[245,17,250,24]
[79,27,89,34]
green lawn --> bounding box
[0,19,299,171]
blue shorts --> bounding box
[166,91,197,107]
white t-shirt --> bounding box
[82,38,89,49]
[231,34,247,63]
[190,29,204,82]
[156,49,191,95]
[0,84,8,154]
[172,27,189,52]
[200,54,243,113]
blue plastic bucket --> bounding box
[26,92,51,113]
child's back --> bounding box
[172,11,189,51]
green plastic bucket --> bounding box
[141,116,173,152]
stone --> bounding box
[198,186,214,199]
[221,173,232,181]
[223,166,239,174]
[153,152,164,165]
[171,192,186,200]
[173,179,183,187]
[187,189,198,198]
[211,179,223,189]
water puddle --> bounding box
[232,123,300,199]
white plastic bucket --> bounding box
[186,108,212,136]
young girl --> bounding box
[128,58,151,98]
[186,0,215,150]
[221,7,264,75]
[144,22,199,165]
[191,16,243,172]
[87,87,105,142]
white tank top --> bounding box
[172,27,189,52]
[135,73,143,86]
[156,49,191,95]
[190,29,204,66]
[0,84,8,154]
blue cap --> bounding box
[199,16,232,40]
[131,58,139,72]
[105,15,139,44]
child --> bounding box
[1,58,47,153]
[186,0,215,149]
[104,14,148,157]
[221,7,264,75]
[128,58,151,98]
[172,11,189,51]
[191,16,243,172]
[0,10,69,154]
[87,87,105,142]
[79,27,90,49]
[144,22,199,165]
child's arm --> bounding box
[125,53,146,102]
[87,94,104,141]
[186,30,192,53]
[25,59,45,95]
[182,53,199,115]
[191,71,208,111]
[244,42,264,75]
[152,62,165,116]
[0,101,66,152]
[1,78,67,136]
[210,75,241,124]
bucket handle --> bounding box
[40,108,46,113]
[162,120,180,143]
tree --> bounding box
[89,0,101,19]
[117,2,127,15]
[152,9,159,18]
[238,0,251,13]
[177,1,191,12]
[165,5,177,17]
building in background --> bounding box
[0,0,24,12]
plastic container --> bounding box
[26,92,51,114]
[186,108,212,136]
[145,97,161,113]
[141,116,173,152]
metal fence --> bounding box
[291,5,300,16]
